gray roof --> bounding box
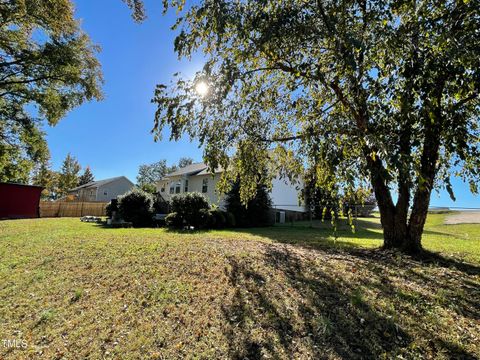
[196,166,224,176]
[164,162,225,178]
[164,162,208,177]
[69,176,132,191]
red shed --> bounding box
[0,183,43,219]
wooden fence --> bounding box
[40,201,108,218]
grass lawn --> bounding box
[0,213,478,359]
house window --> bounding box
[202,178,208,193]
[184,180,189,193]
[104,191,108,196]
[170,181,182,194]
[161,187,165,193]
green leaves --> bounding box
[0,0,103,183]
[122,0,147,22]
[58,153,81,196]
[151,0,480,227]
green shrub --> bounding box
[225,211,236,227]
[225,180,272,227]
[153,195,170,214]
[198,208,213,229]
[165,212,183,228]
[209,209,227,229]
[117,188,153,227]
[169,192,210,228]
[105,199,118,218]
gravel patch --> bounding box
[444,211,480,225]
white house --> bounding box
[270,177,305,213]
[68,176,134,202]
[156,163,305,213]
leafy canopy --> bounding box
[143,0,480,251]
[152,0,479,199]
[136,157,194,187]
[31,160,58,199]
[0,0,103,182]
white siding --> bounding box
[156,176,183,200]
[156,173,304,212]
[156,174,226,208]
[76,187,97,201]
[270,177,305,212]
[189,174,226,208]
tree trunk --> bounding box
[404,141,440,253]
[377,199,409,251]
[366,141,433,254]
[365,150,405,249]
[406,197,429,254]
[392,136,412,251]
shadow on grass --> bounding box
[222,247,410,359]
[221,244,479,359]
[240,219,384,252]
[89,217,478,357]
[242,219,480,276]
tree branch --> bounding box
[0,74,66,86]
[451,92,479,112]
[241,67,282,77]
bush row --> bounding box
[165,192,237,229]
[106,188,170,227]
[107,190,238,229]
[107,183,273,229]
[166,208,236,229]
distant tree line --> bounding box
[136,157,194,194]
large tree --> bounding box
[147,0,479,254]
[137,159,170,187]
[178,157,194,168]
[31,160,58,200]
[58,153,81,196]
[0,0,102,182]
[226,179,273,227]
[136,157,194,188]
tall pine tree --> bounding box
[78,166,94,186]
[58,153,81,197]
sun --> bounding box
[195,81,209,97]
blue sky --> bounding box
[45,0,478,208]
[46,0,203,180]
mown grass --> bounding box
[0,213,478,359]
[254,212,480,264]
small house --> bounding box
[68,176,134,202]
